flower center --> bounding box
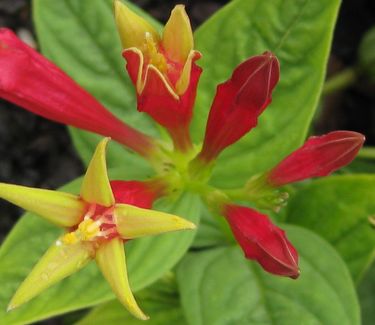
[143,32,168,74]
[61,204,118,245]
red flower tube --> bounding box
[110,179,166,208]
[268,130,365,186]
[223,204,299,279]
[0,28,157,158]
[198,52,280,162]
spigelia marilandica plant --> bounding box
[0,0,369,323]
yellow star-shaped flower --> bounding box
[1,138,195,320]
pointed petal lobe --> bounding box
[8,237,94,310]
[114,0,159,50]
[162,5,193,63]
[80,138,114,207]
[122,48,144,92]
[175,50,202,95]
[95,237,148,320]
[0,183,85,227]
[114,203,196,239]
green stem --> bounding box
[224,188,245,201]
[322,67,357,96]
[169,126,193,153]
[188,155,213,183]
[357,147,375,160]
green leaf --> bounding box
[76,276,187,325]
[192,203,228,248]
[0,172,200,325]
[193,0,341,187]
[76,299,185,325]
[33,0,161,167]
[358,260,375,325]
[285,174,375,281]
[177,225,360,325]
[344,158,375,174]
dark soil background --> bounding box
[0,0,374,323]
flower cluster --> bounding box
[0,1,364,320]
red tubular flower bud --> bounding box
[110,180,166,209]
[0,28,156,158]
[268,130,365,187]
[199,52,280,162]
[223,204,299,279]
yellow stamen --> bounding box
[143,32,167,74]
[62,218,102,245]
[62,232,79,245]
[78,219,101,241]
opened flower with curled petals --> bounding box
[114,1,202,151]
[2,138,195,320]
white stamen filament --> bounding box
[84,204,97,220]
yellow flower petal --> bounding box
[0,183,85,227]
[80,138,114,207]
[114,0,159,50]
[8,237,95,310]
[162,5,193,63]
[175,50,201,95]
[114,203,196,239]
[96,238,148,320]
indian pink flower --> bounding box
[267,130,365,186]
[223,204,299,279]
[1,138,195,320]
[197,52,279,162]
[0,28,158,159]
[114,1,202,151]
